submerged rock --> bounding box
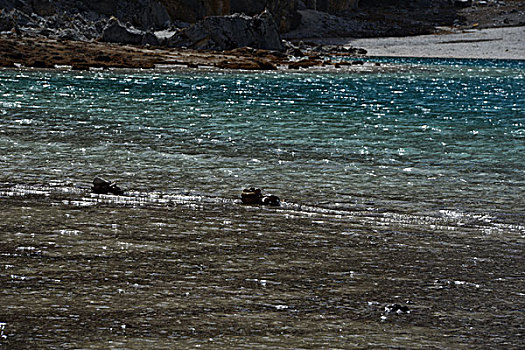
[167,11,284,51]
[92,177,124,196]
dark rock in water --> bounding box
[241,187,263,204]
[384,304,410,314]
[241,187,281,206]
[167,11,284,51]
[261,194,281,206]
[92,177,124,196]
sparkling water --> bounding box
[1,59,524,348]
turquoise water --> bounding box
[1,60,524,348]
[1,62,524,213]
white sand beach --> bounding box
[316,26,525,60]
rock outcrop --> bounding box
[160,0,230,23]
[167,11,284,51]
[4,0,501,52]
[101,17,159,45]
[307,0,360,13]
[231,0,301,32]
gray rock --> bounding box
[137,0,171,29]
[167,11,284,51]
[0,10,15,31]
[0,0,32,14]
[230,0,266,15]
[230,0,301,32]
[101,17,144,44]
[142,31,160,46]
[101,17,165,46]
[57,27,84,41]
[4,8,34,27]
[283,9,372,39]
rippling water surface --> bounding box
[1,59,524,349]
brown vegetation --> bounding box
[0,35,365,71]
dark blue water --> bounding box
[1,60,524,348]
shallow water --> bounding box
[1,59,524,348]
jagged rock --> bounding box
[92,177,124,195]
[0,8,34,29]
[307,0,360,13]
[231,0,301,32]
[142,31,160,45]
[0,10,14,32]
[101,17,145,45]
[81,0,171,29]
[167,11,284,51]
[118,0,171,30]
[56,27,84,41]
[0,0,32,14]
[283,9,372,39]
[162,0,230,23]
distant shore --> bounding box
[1,26,523,73]
[311,26,525,61]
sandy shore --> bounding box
[312,26,525,60]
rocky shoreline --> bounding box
[1,0,524,70]
[0,34,372,71]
